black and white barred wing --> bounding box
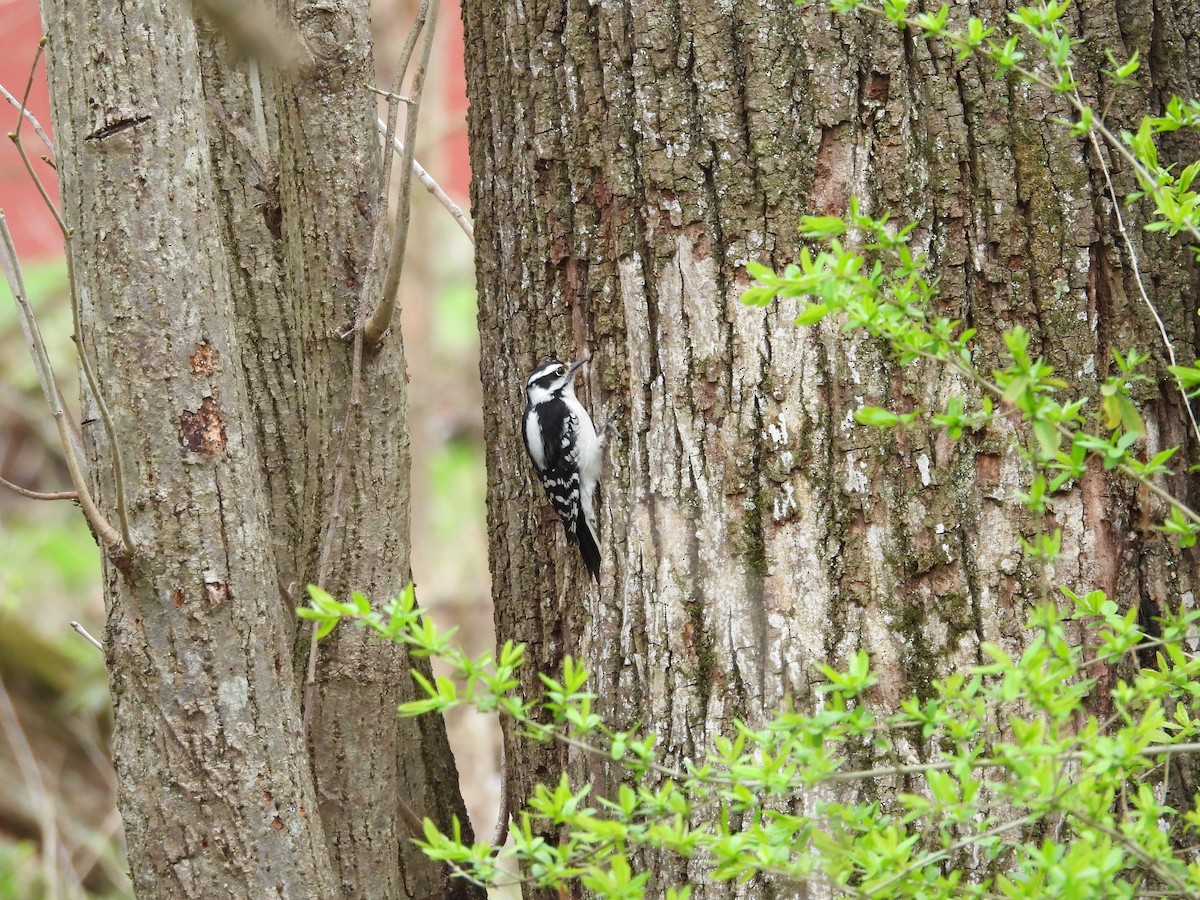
[531,406,582,533]
[523,402,601,580]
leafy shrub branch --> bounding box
[301,578,1200,897]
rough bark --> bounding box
[463,0,1200,895]
[42,1,479,897]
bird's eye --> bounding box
[557,365,567,375]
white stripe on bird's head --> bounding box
[526,358,587,400]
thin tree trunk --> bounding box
[42,1,480,896]
[463,0,1200,895]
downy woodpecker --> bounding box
[523,359,602,581]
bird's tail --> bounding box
[576,518,601,583]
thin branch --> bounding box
[363,0,441,346]
[376,0,429,247]
[864,810,1045,897]
[70,321,134,551]
[4,50,130,540]
[375,116,473,244]
[69,621,104,652]
[1068,809,1196,896]
[302,0,433,735]
[1083,124,1200,449]
[0,474,77,501]
[7,42,67,238]
[492,738,509,847]
[367,84,412,105]
[397,795,426,838]
[4,56,131,541]
[0,212,124,553]
[301,197,388,738]
[0,81,54,156]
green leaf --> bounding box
[741,286,777,307]
[745,261,777,282]
[798,215,847,238]
[795,303,831,325]
[854,406,901,427]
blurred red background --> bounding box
[0,0,471,261]
[0,0,59,261]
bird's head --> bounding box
[525,358,586,404]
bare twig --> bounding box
[302,353,363,735]
[375,116,473,244]
[0,212,124,553]
[70,621,104,653]
[0,82,54,156]
[375,0,429,245]
[397,795,426,838]
[363,0,441,346]
[7,43,66,238]
[367,84,412,105]
[491,737,509,847]
[4,46,133,548]
[0,474,77,501]
[70,319,134,551]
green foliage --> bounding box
[0,842,43,900]
[303,581,1200,898]
[744,192,1200,548]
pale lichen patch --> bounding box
[217,675,249,715]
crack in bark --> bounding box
[85,114,150,141]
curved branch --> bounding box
[7,42,67,237]
[0,212,125,554]
[362,0,441,347]
[0,82,55,156]
[0,474,77,501]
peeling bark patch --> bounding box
[205,581,230,608]
[354,190,371,219]
[867,73,890,103]
[179,397,227,454]
[813,124,851,216]
[189,341,217,376]
[172,588,186,610]
[976,453,1001,484]
[86,115,151,141]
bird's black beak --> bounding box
[566,358,588,380]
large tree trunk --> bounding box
[463,0,1200,894]
[41,2,479,897]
